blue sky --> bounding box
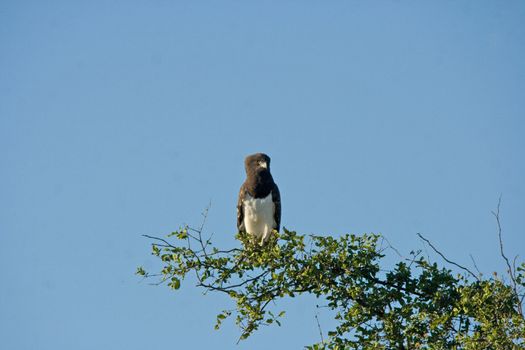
[1,1,524,349]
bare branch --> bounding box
[492,197,515,283]
[407,249,423,269]
[417,233,479,281]
[380,235,403,258]
[142,234,177,248]
[315,313,324,344]
[492,196,522,316]
[469,254,482,278]
[197,202,211,233]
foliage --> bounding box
[138,226,525,349]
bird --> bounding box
[237,153,281,245]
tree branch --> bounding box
[492,196,522,316]
[417,233,479,281]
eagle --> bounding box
[237,153,281,244]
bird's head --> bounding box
[244,153,271,175]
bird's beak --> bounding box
[259,161,268,169]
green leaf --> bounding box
[169,277,180,290]
[151,244,160,256]
[177,229,188,240]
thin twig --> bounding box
[315,313,324,343]
[199,202,211,233]
[196,203,211,258]
[198,270,270,291]
[407,249,422,268]
[380,235,403,258]
[492,197,515,283]
[491,196,522,316]
[142,234,176,248]
[417,233,479,281]
[513,255,519,280]
[469,254,482,278]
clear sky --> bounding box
[1,1,524,349]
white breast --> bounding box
[243,193,276,244]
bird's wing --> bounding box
[272,184,281,232]
[237,183,246,232]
